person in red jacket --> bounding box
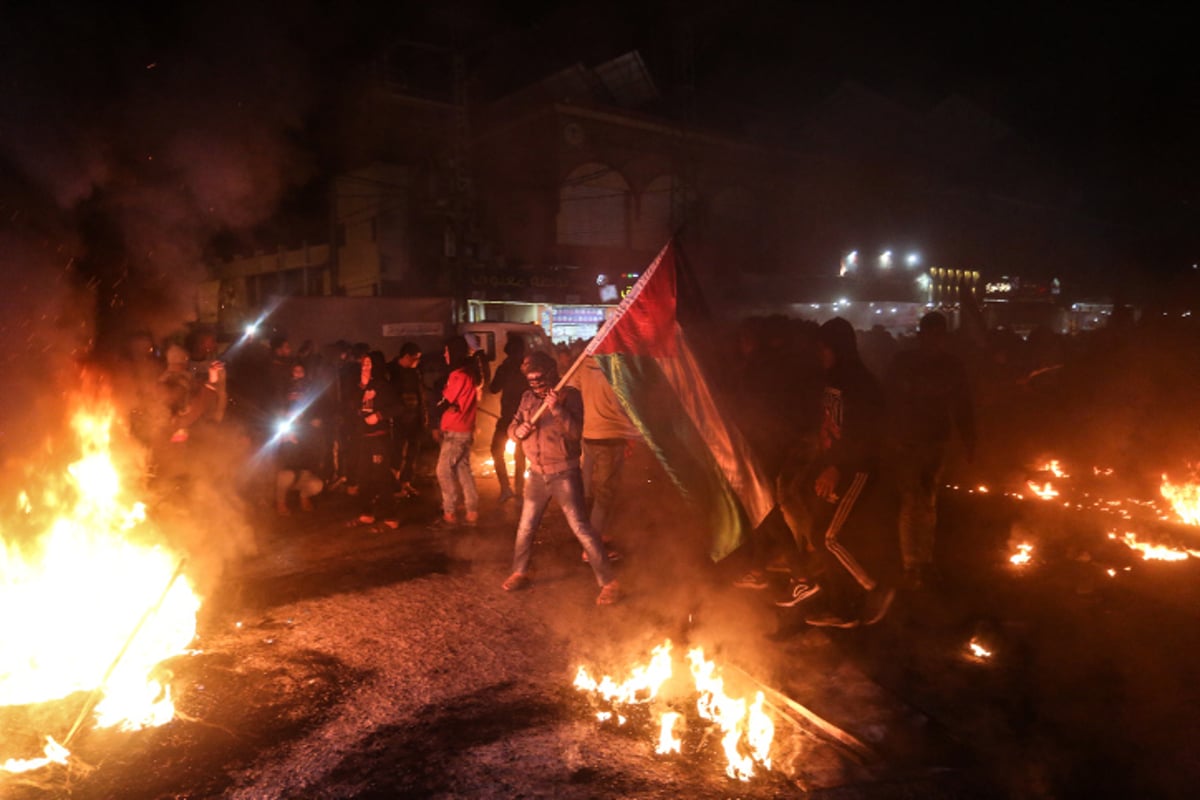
[432,335,479,528]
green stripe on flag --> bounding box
[596,352,750,561]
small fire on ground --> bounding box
[2,395,200,774]
[573,640,774,781]
[1108,531,1200,562]
[1009,543,1034,566]
[1160,472,1200,527]
[966,637,993,660]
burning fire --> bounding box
[479,438,526,480]
[656,711,682,755]
[1160,474,1200,526]
[967,638,992,659]
[574,640,774,781]
[1009,543,1034,566]
[1026,482,1059,501]
[1108,531,1200,562]
[1041,460,1069,478]
[1024,459,1069,501]
[2,397,199,771]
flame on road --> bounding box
[574,640,774,781]
[1009,543,1034,566]
[1160,474,1200,526]
[967,638,992,659]
[656,711,682,755]
[2,397,200,772]
[1108,531,1199,562]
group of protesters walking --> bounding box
[730,311,975,633]
[127,309,973,618]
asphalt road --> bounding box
[5,442,1200,799]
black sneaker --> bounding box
[860,587,896,626]
[775,580,821,608]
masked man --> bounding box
[502,351,620,605]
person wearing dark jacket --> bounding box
[487,337,527,503]
[347,351,402,529]
[886,311,975,589]
[774,317,893,629]
[501,351,620,605]
[387,342,427,498]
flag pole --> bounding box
[527,240,672,426]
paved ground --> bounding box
[5,441,1200,799]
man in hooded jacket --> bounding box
[774,317,894,629]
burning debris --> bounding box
[1009,543,1034,566]
[1,394,199,773]
[574,640,775,782]
[966,638,993,660]
[1160,472,1200,526]
[1107,531,1200,562]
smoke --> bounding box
[0,2,332,591]
[0,1,321,344]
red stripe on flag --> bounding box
[590,242,678,358]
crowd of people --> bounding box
[121,304,1078,622]
[120,325,629,604]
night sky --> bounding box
[1,1,1196,290]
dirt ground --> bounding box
[5,440,1200,799]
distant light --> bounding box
[837,297,850,307]
[879,250,893,268]
[596,273,608,286]
[890,307,898,313]
[916,273,931,290]
[875,308,882,314]
[906,252,920,267]
[840,250,859,277]
[245,323,258,337]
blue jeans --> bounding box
[512,467,614,586]
[437,431,478,517]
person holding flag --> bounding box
[501,351,621,605]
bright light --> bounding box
[840,251,858,277]
[906,252,920,267]
[916,273,931,290]
[879,250,892,268]
[837,297,849,307]
[244,323,258,337]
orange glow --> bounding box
[1160,474,1200,526]
[1009,543,1034,566]
[656,711,683,755]
[1026,481,1059,501]
[967,638,992,659]
[1108,530,1196,562]
[2,397,199,772]
[575,640,774,780]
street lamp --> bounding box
[906,252,920,268]
[840,250,858,277]
[879,250,893,269]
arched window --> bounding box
[557,163,630,247]
[633,174,673,251]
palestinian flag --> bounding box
[585,241,775,560]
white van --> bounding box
[457,322,552,430]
